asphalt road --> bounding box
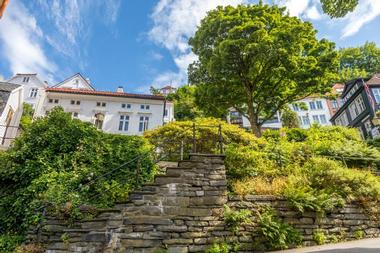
[269,238,380,253]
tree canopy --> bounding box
[189,4,339,136]
[320,0,358,18]
[338,42,380,81]
[166,85,204,120]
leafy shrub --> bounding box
[223,205,251,234]
[205,243,230,253]
[0,108,156,235]
[286,128,308,142]
[281,109,300,129]
[231,177,287,196]
[13,243,45,253]
[145,117,257,159]
[313,229,327,245]
[353,230,365,240]
[256,208,302,250]
[0,234,24,253]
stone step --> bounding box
[166,167,193,176]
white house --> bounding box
[228,96,332,130]
[7,73,47,108]
[0,82,23,148]
[34,73,174,135]
[290,96,332,128]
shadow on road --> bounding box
[305,248,380,253]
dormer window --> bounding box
[22,77,30,83]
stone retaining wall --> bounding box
[27,154,380,253]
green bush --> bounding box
[145,118,257,159]
[205,243,230,253]
[313,229,327,245]
[0,107,156,235]
[0,234,24,253]
[256,208,302,250]
[353,230,365,240]
[223,205,251,234]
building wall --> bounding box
[0,87,23,148]
[7,74,46,108]
[228,97,332,130]
[35,92,174,135]
[291,97,332,129]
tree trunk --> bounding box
[249,116,262,137]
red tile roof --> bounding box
[45,88,166,101]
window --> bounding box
[71,100,80,105]
[72,112,79,118]
[302,116,310,125]
[54,99,59,104]
[349,95,366,120]
[122,103,131,109]
[335,112,349,126]
[309,102,316,110]
[102,102,106,107]
[292,104,299,111]
[139,116,149,132]
[373,88,380,103]
[312,115,320,123]
[164,109,168,116]
[29,88,38,98]
[298,116,302,125]
[146,105,150,110]
[332,100,338,109]
[94,113,104,130]
[22,77,30,83]
[48,99,53,103]
[140,104,150,110]
[96,102,106,107]
[97,102,101,107]
[319,115,327,124]
[316,101,323,109]
[119,115,130,131]
[140,105,145,109]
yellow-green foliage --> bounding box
[228,125,380,215]
[145,118,257,156]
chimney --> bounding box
[117,86,124,93]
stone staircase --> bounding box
[30,154,228,253]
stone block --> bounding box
[163,238,193,245]
[84,232,108,242]
[156,225,188,232]
[124,216,173,225]
[188,245,208,252]
[181,232,207,238]
[168,246,189,253]
[189,196,227,206]
[121,239,161,248]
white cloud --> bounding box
[277,0,323,20]
[341,0,380,38]
[0,0,57,79]
[149,0,246,87]
[35,0,122,58]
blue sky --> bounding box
[0,0,379,93]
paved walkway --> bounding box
[269,238,380,253]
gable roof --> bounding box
[7,73,48,87]
[53,73,95,90]
[45,87,166,101]
[341,78,369,98]
[367,73,380,85]
[0,82,21,115]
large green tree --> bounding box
[338,42,380,81]
[166,85,205,120]
[189,4,339,136]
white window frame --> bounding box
[139,116,149,132]
[316,101,323,109]
[119,115,130,132]
[372,88,380,103]
[309,102,316,110]
[319,115,327,124]
[29,88,38,98]
[335,112,349,126]
[312,115,319,123]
